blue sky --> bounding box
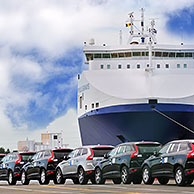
[0,0,194,149]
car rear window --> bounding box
[136,144,161,154]
[92,147,113,157]
[20,153,35,161]
[53,149,72,159]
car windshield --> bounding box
[136,144,161,154]
[20,153,35,161]
[92,147,113,157]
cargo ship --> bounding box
[77,9,194,145]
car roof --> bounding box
[168,139,194,144]
[76,145,114,149]
[118,141,161,146]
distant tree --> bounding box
[0,147,5,153]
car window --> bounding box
[74,149,82,157]
[82,148,88,155]
[179,143,190,151]
[168,143,179,153]
[21,153,35,161]
[1,155,9,162]
[68,150,76,159]
[44,150,51,157]
[108,147,118,157]
[125,145,133,152]
[92,147,113,157]
[117,146,126,154]
[136,144,161,154]
[159,144,171,154]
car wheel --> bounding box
[112,178,121,184]
[55,168,65,184]
[142,166,154,185]
[121,166,131,184]
[133,177,142,184]
[21,170,30,185]
[8,170,16,185]
[158,177,169,185]
[175,166,186,186]
[78,167,88,185]
[95,167,105,184]
[186,179,193,185]
[72,178,79,184]
[39,169,50,185]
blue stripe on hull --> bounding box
[78,103,194,145]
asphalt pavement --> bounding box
[0,180,193,194]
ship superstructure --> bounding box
[78,9,194,145]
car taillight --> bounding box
[187,143,194,158]
[15,154,21,165]
[86,148,94,160]
[48,150,55,162]
[130,144,138,158]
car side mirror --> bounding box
[104,153,109,159]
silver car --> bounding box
[55,145,114,184]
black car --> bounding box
[94,141,161,184]
[21,148,73,185]
[142,140,194,186]
[0,152,35,185]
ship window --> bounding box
[107,64,110,69]
[91,103,94,109]
[163,52,168,57]
[142,52,145,56]
[157,64,160,68]
[149,99,158,104]
[85,105,87,110]
[165,64,169,68]
[118,53,125,58]
[133,52,141,57]
[111,53,118,58]
[176,53,184,57]
[152,52,155,56]
[177,64,180,68]
[103,53,110,58]
[78,74,80,79]
[100,64,104,69]
[125,52,131,57]
[137,64,140,69]
[184,64,187,68]
[118,64,122,69]
[85,54,93,61]
[147,64,149,67]
[146,52,149,56]
[96,102,99,108]
[155,52,162,57]
[80,96,83,109]
[94,53,101,58]
[185,53,192,57]
[169,52,175,57]
[127,64,130,69]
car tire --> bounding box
[95,167,105,184]
[90,177,96,184]
[8,170,16,185]
[158,177,169,185]
[39,169,50,185]
[121,166,131,184]
[133,177,142,184]
[72,178,79,184]
[175,166,186,186]
[112,178,121,184]
[78,167,88,185]
[142,166,154,185]
[54,168,65,184]
[21,170,30,185]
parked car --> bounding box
[0,152,35,185]
[21,148,73,185]
[55,145,114,184]
[94,141,161,184]
[142,139,194,186]
[0,154,6,161]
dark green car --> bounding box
[142,140,194,186]
[94,141,161,184]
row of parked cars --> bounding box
[0,139,194,186]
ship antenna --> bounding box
[140,8,145,43]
